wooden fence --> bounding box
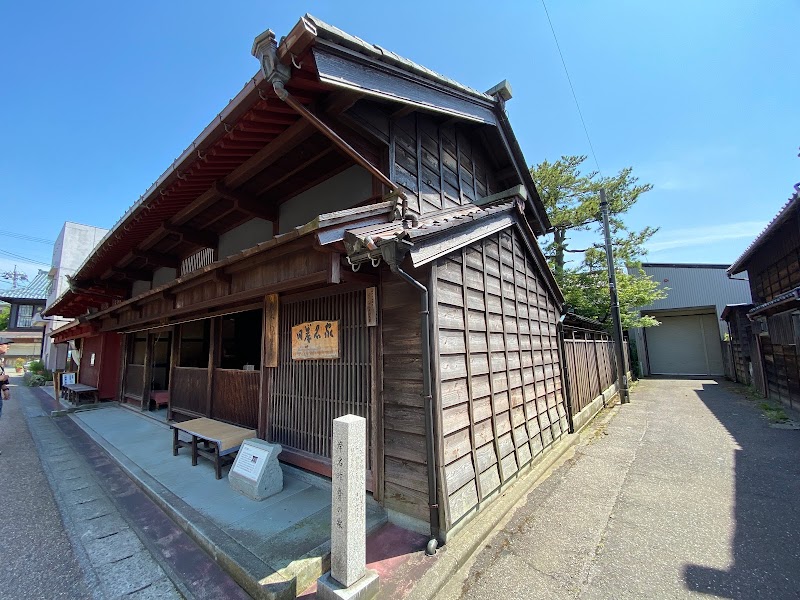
[562,327,630,424]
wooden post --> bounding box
[260,293,279,440]
[141,333,153,411]
[206,319,217,417]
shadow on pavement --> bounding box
[684,381,800,599]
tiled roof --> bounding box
[0,270,50,301]
[748,286,800,317]
[307,14,494,103]
[728,189,799,275]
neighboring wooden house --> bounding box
[45,15,568,541]
[720,303,754,385]
[0,269,50,361]
[728,190,800,410]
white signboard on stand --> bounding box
[229,438,283,500]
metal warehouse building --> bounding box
[630,263,752,377]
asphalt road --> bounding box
[0,375,92,599]
[440,378,800,600]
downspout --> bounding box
[252,30,410,220]
[391,264,441,555]
[377,238,441,555]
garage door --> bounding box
[646,313,724,376]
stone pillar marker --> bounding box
[317,414,379,600]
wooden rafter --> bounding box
[163,225,218,249]
[131,250,180,269]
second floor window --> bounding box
[17,305,33,328]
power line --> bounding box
[540,0,602,174]
[0,248,50,267]
[3,231,54,245]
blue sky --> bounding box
[0,1,797,280]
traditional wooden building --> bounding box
[727,189,800,410]
[0,269,50,361]
[45,15,569,543]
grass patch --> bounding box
[758,401,789,423]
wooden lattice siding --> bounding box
[435,228,566,526]
[270,289,372,465]
[728,312,752,385]
[562,333,615,415]
[761,338,800,410]
[171,367,207,415]
[381,271,429,522]
[747,220,800,303]
[212,370,259,428]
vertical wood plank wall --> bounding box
[348,105,497,216]
[435,228,567,528]
[381,270,430,522]
[79,335,103,388]
[562,331,615,416]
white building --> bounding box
[42,222,108,370]
[630,263,752,377]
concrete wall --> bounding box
[278,166,372,234]
[48,222,109,304]
[43,222,108,370]
[218,218,274,260]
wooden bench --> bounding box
[171,417,255,479]
[63,383,99,405]
[150,390,169,408]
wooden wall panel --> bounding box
[435,228,566,530]
[211,370,259,428]
[381,270,429,522]
[352,107,498,216]
[79,335,103,388]
[171,367,207,415]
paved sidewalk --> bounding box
[438,378,800,600]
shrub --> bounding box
[24,372,47,387]
[14,357,24,369]
[27,360,45,374]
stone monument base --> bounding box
[316,569,380,600]
[228,439,283,501]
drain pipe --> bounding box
[391,264,441,555]
[376,239,440,555]
[252,30,408,218]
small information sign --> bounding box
[229,439,284,501]
[291,320,339,360]
[231,442,274,482]
[61,372,76,386]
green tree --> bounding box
[530,155,666,329]
[560,249,667,329]
[0,304,9,330]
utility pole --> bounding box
[2,265,27,289]
[600,189,630,404]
